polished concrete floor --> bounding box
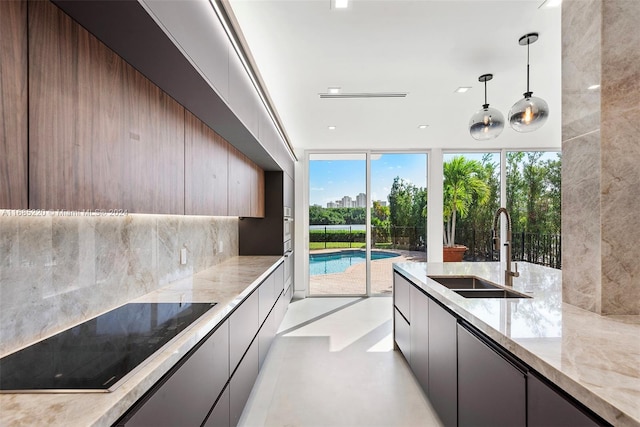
[239,297,444,427]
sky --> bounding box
[309,151,560,207]
[309,153,427,207]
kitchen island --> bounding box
[0,255,283,427]
[393,261,640,427]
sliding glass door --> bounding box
[308,152,427,296]
[370,153,427,295]
[309,154,367,295]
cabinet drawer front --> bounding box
[230,338,259,426]
[528,372,603,427]
[394,272,411,319]
[428,299,457,427]
[409,285,429,391]
[394,308,411,362]
[203,386,230,427]
[258,273,276,326]
[124,321,229,427]
[458,324,526,427]
[274,262,285,294]
[230,290,259,372]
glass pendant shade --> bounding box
[509,32,548,133]
[469,105,504,140]
[469,73,504,140]
[508,94,548,132]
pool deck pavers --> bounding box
[309,249,427,295]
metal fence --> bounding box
[456,227,562,269]
[309,225,561,269]
[309,225,425,251]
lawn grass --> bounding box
[309,242,366,250]
[308,242,397,250]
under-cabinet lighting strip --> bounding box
[209,0,297,163]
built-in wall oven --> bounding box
[283,207,293,300]
[283,206,293,243]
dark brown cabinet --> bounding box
[239,171,293,256]
[229,146,264,218]
[457,324,526,427]
[409,285,429,392]
[0,0,28,209]
[230,338,259,426]
[528,371,603,427]
[118,261,287,427]
[229,289,259,373]
[29,0,185,213]
[16,1,267,217]
[393,268,610,427]
[121,321,229,426]
[428,299,457,427]
[185,110,229,216]
[394,308,411,361]
[393,273,411,321]
[203,387,230,427]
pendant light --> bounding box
[469,74,504,140]
[509,32,549,132]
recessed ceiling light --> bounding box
[334,0,348,8]
[540,0,562,8]
[418,125,429,129]
[328,87,341,94]
[588,84,600,90]
[328,126,336,130]
[455,87,471,93]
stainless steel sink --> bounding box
[453,289,531,299]
[428,276,500,290]
[427,275,531,299]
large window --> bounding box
[506,151,562,268]
[441,151,561,267]
[442,152,501,262]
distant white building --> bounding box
[356,193,366,208]
[341,196,353,208]
[327,201,337,208]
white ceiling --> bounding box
[227,0,562,157]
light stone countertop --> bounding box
[393,261,640,427]
[0,255,283,427]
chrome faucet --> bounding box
[492,207,520,287]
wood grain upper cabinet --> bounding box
[28,1,184,214]
[228,145,264,218]
[185,110,228,216]
[251,162,265,218]
[228,145,250,217]
[1,0,28,209]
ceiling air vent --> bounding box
[319,92,408,99]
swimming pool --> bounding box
[309,250,400,276]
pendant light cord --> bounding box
[484,79,488,106]
[526,41,530,94]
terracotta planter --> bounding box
[443,245,467,262]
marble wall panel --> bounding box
[562,131,602,312]
[0,213,238,356]
[599,0,640,315]
[561,0,601,141]
[562,0,640,315]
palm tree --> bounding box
[443,156,490,247]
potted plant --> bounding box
[443,156,489,262]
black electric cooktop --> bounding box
[0,302,216,393]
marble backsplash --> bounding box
[0,212,238,356]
